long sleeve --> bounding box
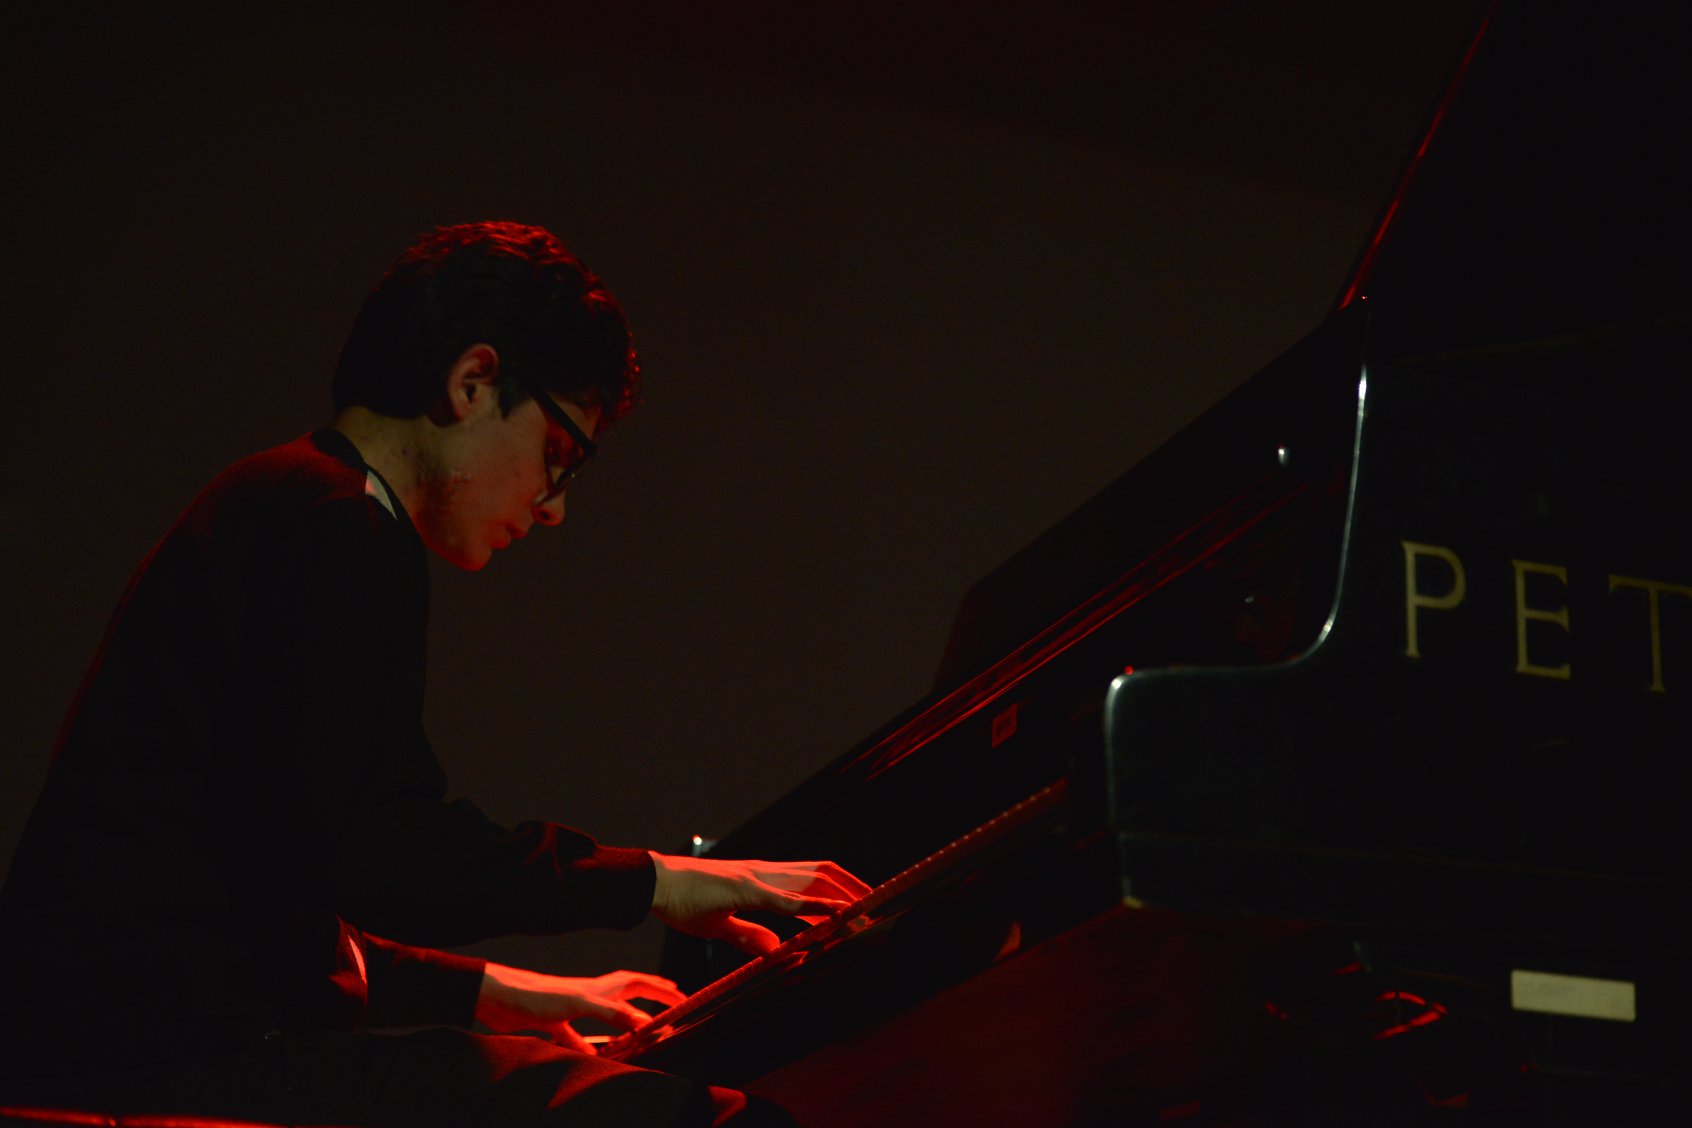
[0,433,659,1075]
[360,931,487,1030]
[252,494,655,948]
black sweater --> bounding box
[0,430,654,1085]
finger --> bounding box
[759,864,873,903]
[634,984,687,1008]
[795,901,872,926]
[710,914,783,956]
[801,875,871,905]
[579,997,663,1033]
[775,873,861,902]
[770,892,856,920]
[550,1022,596,1054]
[604,973,687,1007]
[743,877,856,917]
[812,861,875,899]
[604,971,679,992]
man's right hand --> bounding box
[648,852,873,956]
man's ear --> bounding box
[442,343,501,422]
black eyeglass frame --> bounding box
[513,375,598,503]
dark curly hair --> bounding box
[332,222,641,424]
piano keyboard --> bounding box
[601,781,1068,1062]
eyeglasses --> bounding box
[514,375,598,504]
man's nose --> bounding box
[533,493,565,526]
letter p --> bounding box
[1403,540,1466,659]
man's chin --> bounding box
[426,540,493,572]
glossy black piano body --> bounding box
[613,4,1692,1122]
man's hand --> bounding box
[648,852,874,956]
[475,962,686,1054]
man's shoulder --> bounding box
[217,431,366,500]
[166,432,414,573]
[191,432,384,525]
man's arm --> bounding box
[258,497,655,945]
[264,498,870,972]
[361,932,487,1029]
[360,931,682,1052]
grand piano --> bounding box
[607,5,1692,1122]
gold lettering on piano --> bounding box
[1402,539,1686,693]
[1511,559,1571,680]
[1608,574,1692,693]
[1402,540,1466,658]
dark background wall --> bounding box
[1,1,1484,979]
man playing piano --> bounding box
[0,222,870,1126]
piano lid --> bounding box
[1344,2,1692,361]
[938,1,1692,695]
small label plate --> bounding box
[1510,969,1636,1022]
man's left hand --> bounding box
[475,962,686,1053]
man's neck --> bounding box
[329,406,430,524]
